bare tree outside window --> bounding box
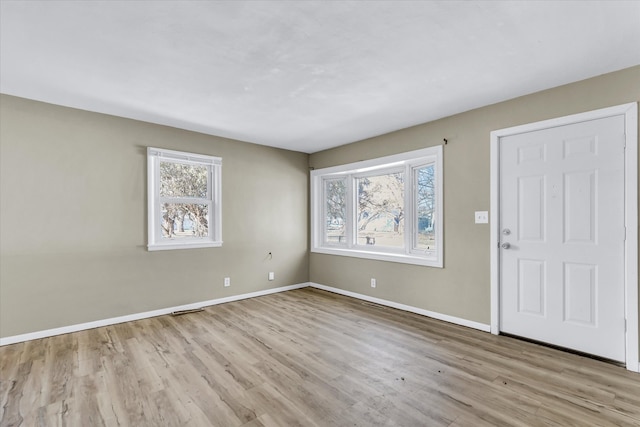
[357,172,404,247]
[416,165,436,251]
[325,178,346,243]
[159,162,209,238]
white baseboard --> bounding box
[309,282,491,332]
[3,281,636,370]
[0,283,310,346]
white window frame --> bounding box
[147,147,222,251]
[311,146,443,267]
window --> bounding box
[147,147,222,250]
[311,146,443,267]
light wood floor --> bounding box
[1,288,639,426]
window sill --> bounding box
[311,246,442,267]
[148,241,223,251]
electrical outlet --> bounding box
[268,272,275,281]
[475,211,489,224]
[371,278,376,288]
[224,277,231,287]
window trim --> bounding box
[311,146,443,267]
[147,147,222,251]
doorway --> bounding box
[490,103,638,371]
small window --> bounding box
[147,147,222,251]
[311,146,443,267]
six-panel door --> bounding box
[499,115,626,362]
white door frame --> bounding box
[490,103,639,372]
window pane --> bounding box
[357,172,404,248]
[324,178,346,244]
[160,162,208,198]
[161,203,209,238]
[416,165,436,251]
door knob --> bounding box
[501,242,511,249]
[502,228,511,235]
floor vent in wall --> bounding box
[360,301,390,310]
[171,308,204,316]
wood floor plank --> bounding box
[2,287,639,426]
[243,383,320,427]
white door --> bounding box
[499,115,626,362]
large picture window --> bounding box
[147,147,222,251]
[311,146,443,267]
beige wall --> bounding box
[2,66,638,347]
[309,66,640,335]
[0,94,309,338]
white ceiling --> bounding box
[1,1,639,153]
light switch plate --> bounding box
[475,211,489,224]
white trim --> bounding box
[0,281,491,346]
[490,127,500,335]
[312,148,434,176]
[311,247,441,267]
[147,146,223,251]
[310,146,443,268]
[490,102,639,372]
[624,103,639,373]
[0,283,309,346]
[147,241,223,251]
[147,147,222,165]
[309,282,490,332]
